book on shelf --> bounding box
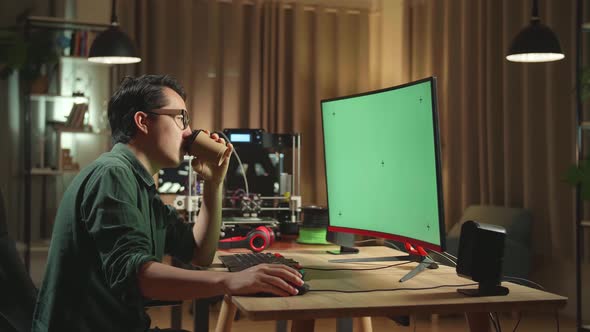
[65,103,88,129]
[67,30,97,57]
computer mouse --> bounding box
[252,282,310,297]
[294,282,310,295]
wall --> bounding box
[74,0,109,23]
[0,1,50,28]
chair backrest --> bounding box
[0,188,38,332]
[458,205,532,246]
[446,204,533,279]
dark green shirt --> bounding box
[32,143,196,332]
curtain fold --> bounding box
[111,0,578,313]
[404,0,576,262]
[114,0,576,260]
[116,0,373,205]
[403,2,578,311]
[405,0,576,312]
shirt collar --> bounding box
[111,143,156,189]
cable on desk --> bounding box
[426,250,457,267]
[302,261,412,271]
[383,240,402,251]
[441,251,458,261]
[501,276,546,291]
[308,282,478,293]
[351,239,457,267]
[354,239,378,244]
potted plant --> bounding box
[566,67,590,195]
[566,161,590,199]
[0,28,59,93]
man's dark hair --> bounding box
[108,74,186,144]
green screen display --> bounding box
[321,78,444,250]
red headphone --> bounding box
[218,226,275,252]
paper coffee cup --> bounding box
[185,130,228,166]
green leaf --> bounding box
[564,161,590,200]
[582,181,590,200]
[565,164,584,185]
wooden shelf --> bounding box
[61,55,88,60]
[29,94,89,103]
[581,220,590,228]
[29,168,78,176]
[53,126,95,134]
[583,22,590,32]
[29,168,62,176]
[57,128,110,136]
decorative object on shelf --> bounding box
[506,0,564,63]
[55,32,71,56]
[88,0,141,64]
[73,68,91,96]
[60,149,79,171]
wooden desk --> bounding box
[213,246,567,332]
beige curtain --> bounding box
[403,0,576,261]
[116,0,373,205]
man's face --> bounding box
[146,87,192,168]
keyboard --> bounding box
[218,252,302,272]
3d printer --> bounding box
[161,129,302,250]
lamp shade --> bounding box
[88,25,141,64]
[506,19,564,63]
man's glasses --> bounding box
[144,109,190,130]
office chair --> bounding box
[446,205,532,279]
[0,188,38,332]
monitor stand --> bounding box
[327,245,359,255]
[328,242,438,282]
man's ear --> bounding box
[134,111,149,134]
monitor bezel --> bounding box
[320,76,446,252]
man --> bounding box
[32,75,303,331]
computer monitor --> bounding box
[321,77,445,281]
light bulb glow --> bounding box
[506,52,564,63]
[87,56,141,64]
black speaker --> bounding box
[456,220,509,296]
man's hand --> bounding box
[222,264,304,297]
[191,130,233,185]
